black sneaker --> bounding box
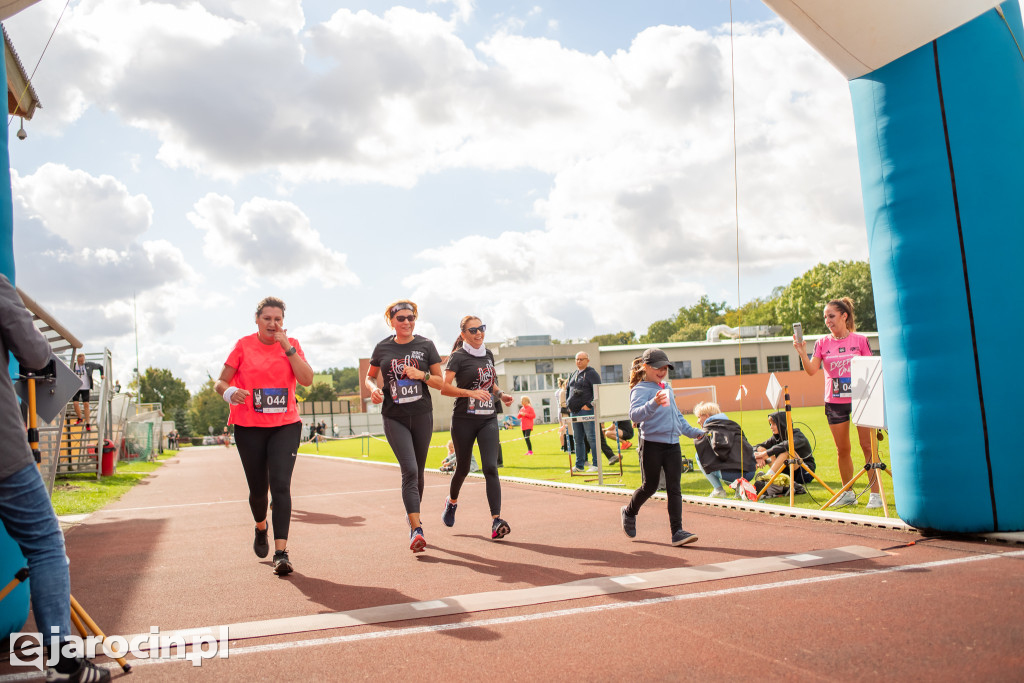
[620,506,636,538]
[273,549,293,576]
[46,658,111,683]
[253,525,269,558]
[491,517,511,540]
[442,498,458,527]
[410,526,426,553]
[671,529,698,547]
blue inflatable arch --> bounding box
[765,0,1024,532]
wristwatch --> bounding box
[285,346,298,356]
[423,371,431,382]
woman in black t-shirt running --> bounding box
[441,316,514,539]
[365,299,445,553]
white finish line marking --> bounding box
[784,553,820,562]
[130,545,885,647]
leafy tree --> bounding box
[590,331,636,346]
[189,378,229,437]
[723,296,777,327]
[774,260,875,334]
[675,295,728,329]
[139,367,190,414]
[305,382,337,402]
[668,322,707,343]
[173,406,192,438]
[639,318,676,344]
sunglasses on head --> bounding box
[393,315,416,323]
[466,324,486,334]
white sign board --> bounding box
[595,383,630,420]
[765,373,782,409]
[851,356,886,429]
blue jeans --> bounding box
[703,468,755,491]
[571,408,598,469]
[0,463,71,641]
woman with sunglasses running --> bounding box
[441,316,514,539]
[366,300,444,553]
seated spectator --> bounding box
[439,438,478,473]
[603,419,634,450]
[754,411,817,484]
[692,401,756,498]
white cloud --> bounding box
[13,163,152,249]
[188,193,359,288]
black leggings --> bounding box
[624,439,683,532]
[234,422,301,540]
[522,428,532,451]
[450,418,501,515]
[383,412,433,515]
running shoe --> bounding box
[621,440,632,450]
[585,465,599,472]
[620,506,636,538]
[830,490,857,508]
[410,527,426,553]
[253,525,269,558]
[273,550,293,576]
[671,529,698,547]
[608,455,620,466]
[442,498,458,527]
[866,493,884,509]
[491,517,511,540]
[527,450,533,455]
[46,657,111,683]
[709,488,729,499]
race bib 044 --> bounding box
[253,387,289,414]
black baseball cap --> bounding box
[641,348,674,369]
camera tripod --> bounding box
[0,370,132,672]
[754,387,836,506]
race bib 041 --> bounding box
[394,378,423,404]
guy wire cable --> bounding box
[8,0,72,128]
[728,0,747,473]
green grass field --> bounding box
[299,406,896,517]
[51,452,178,516]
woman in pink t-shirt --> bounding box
[215,296,313,576]
[517,396,536,455]
[794,297,881,509]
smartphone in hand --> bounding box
[793,322,803,343]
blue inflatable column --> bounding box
[850,3,1024,531]
[0,41,32,638]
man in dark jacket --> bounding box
[566,351,601,472]
[692,401,756,497]
[754,411,816,484]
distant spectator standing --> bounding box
[71,352,103,431]
[517,396,536,455]
[566,351,601,473]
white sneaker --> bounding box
[829,490,857,508]
[709,488,728,499]
[585,465,599,472]
[866,493,884,509]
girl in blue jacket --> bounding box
[620,348,703,546]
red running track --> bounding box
[2,447,1021,681]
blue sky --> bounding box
[5,0,867,389]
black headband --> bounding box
[390,303,414,318]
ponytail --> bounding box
[628,356,646,389]
[451,315,478,353]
